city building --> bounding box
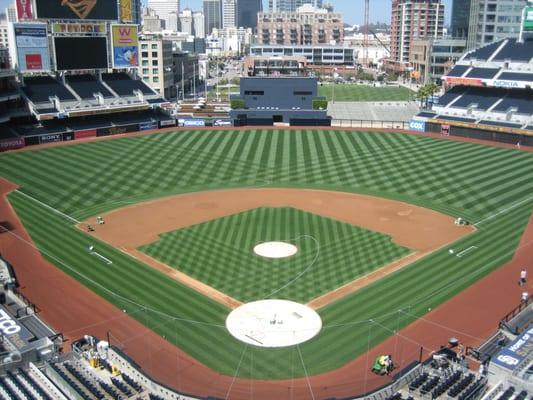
[451,0,471,38]
[180,9,194,35]
[467,0,525,49]
[237,0,262,29]
[344,32,390,66]
[269,0,323,12]
[142,8,164,32]
[257,4,343,46]
[147,0,180,30]
[243,55,308,76]
[388,0,445,72]
[193,11,206,38]
[209,27,253,56]
[409,37,466,83]
[223,0,237,28]
[251,45,354,65]
[204,0,222,36]
[0,14,9,50]
[6,4,16,23]
[138,37,175,99]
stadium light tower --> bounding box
[363,0,370,66]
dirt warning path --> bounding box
[82,188,473,308]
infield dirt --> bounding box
[82,188,474,309]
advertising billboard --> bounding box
[54,36,108,70]
[409,120,426,132]
[524,7,533,31]
[493,325,533,371]
[120,0,133,23]
[111,24,138,68]
[52,22,106,34]
[13,23,50,72]
[16,0,33,20]
[35,0,118,21]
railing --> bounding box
[331,119,411,130]
[499,295,533,334]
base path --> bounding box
[82,188,473,308]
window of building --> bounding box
[142,51,148,58]
[152,51,158,57]
[142,68,149,74]
[153,77,159,83]
[142,60,148,66]
[151,44,158,49]
[244,90,264,95]
[152,68,158,74]
[152,60,158,66]
[294,91,312,95]
[141,44,148,50]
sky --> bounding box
[1,0,453,25]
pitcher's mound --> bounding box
[226,300,322,348]
[253,242,298,259]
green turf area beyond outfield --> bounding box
[318,84,414,102]
[2,129,533,380]
[140,207,411,303]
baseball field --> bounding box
[1,128,533,387]
[318,84,414,102]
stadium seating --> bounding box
[492,91,533,115]
[102,72,156,96]
[448,373,475,397]
[409,372,429,390]
[493,39,533,62]
[21,76,76,104]
[66,75,114,99]
[465,68,499,79]
[463,41,504,61]
[435,86,468,107]
[446,65,469,77]
[450,87,504,110]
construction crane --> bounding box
[362,0,370,66]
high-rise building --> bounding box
[180,9,194,35]
[257,4,343,45]
[467,0,525,49]
[148,0,180,30]
[168,11,180,31]
[204,0,222,36]
[223,0,237,28]
[138,38,175,99]
[142,8,164,32]
[6,5,17,23]
[237,0,262,29]
[193,11,206,38]
[269,0,323,12]
[389,0,445,71]
[451,0,471,38]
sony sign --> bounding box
[0,309,21,335]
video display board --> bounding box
[111,24,138,68]
[35,0,118,21]
[14,23,50,72]
[54,36,108,70]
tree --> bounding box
[416,83,439,109]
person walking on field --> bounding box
[520,269,527,286]
[521,291,529,305]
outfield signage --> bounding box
[0,309,21,335]
[430,118,530,136]
[39,133,62,144]
[160,119,176,127]
[409,120,426,132]
[139,122,158,131]
[491,80,526,89]
[74,129,97,139]
[120,0,133,23]
[493,326,533,371]
[0,137,25,152]
[214,119,233,127]
[35,0,119,21]
[111,24,138,68]
[179,119,204,127]
[16,0,33,20]
[52,23,106,34]
[445,77,483,87]
[14,23,50,72]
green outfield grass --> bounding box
[140,207,411,303]
[1,129,533,379]
[318,84,414,102]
